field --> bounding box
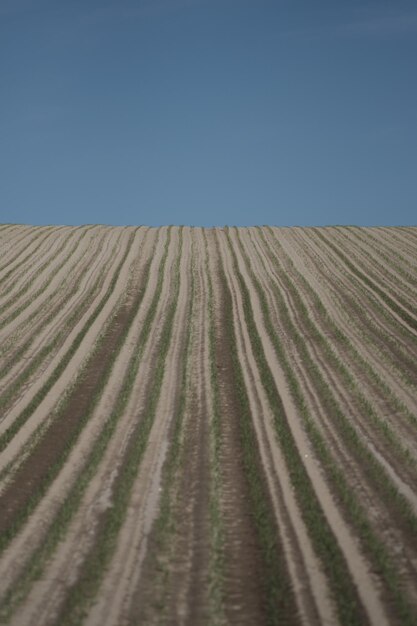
[0,224,417,626]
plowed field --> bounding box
[0,224,417,626]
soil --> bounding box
[0,225,416,626]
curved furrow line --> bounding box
[310,228,417,337]
[0,227,139,467]
[0,225,21,241]
[4,226,169,624]
[0,228,179,623]
[203,227,227,626]
[0,228,153,585]
[226,227,417,625]
[275,227,417,399]
[269,227,417,453]
[0,226,108,375]
[0,227,93,331]
[0,226,114,359]
[0,229,121,420]
[0,225,415,626]
[265,228,417,450]
[291,226,417,354]
[82,228,191,626]
[0,228,143,513]
[299,226,417,349]
[280,227,417,384]
[0,227,28,265]
[238,229,417,599]
[383,227,417,258]
[0,230,123,425]
[0,226,78,320]
[350,227,417,280]
[0,227,56,282]
[220,229,338,625]
[375,227,417,267]
[238,228,417,624]
[0,226,75,303]
[163,227,220,625]
[0,227,67,291]
[328,227,417,312]
[245,228,417,488]
[123,228,213,626]
[0,227,56,295]
[37,227,184,626]
[338,227,417,296]
[213,230,303,626]
[0,230,85,349]
[280,224,417,394]
[23,226,173,624]
[0,226,89,304]
[218,228,388,626]
[252,229,417,462]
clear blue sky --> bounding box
[1,0,416,226]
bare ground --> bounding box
[0,225,416,626]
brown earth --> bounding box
[0,225,416,626]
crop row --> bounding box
[0,225,416,626]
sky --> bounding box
[1,0,416,227]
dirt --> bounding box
[0,228,138,472]
[0,225,417,626]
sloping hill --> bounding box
[0,224,417,626]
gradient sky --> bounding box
[1,0,416,226]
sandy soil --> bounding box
[0,225,416,626]
[0,227,139,471]
[0,227,56,281]
[0,227,109,392]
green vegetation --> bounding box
[261,227,417,437]
[0,225,416,625]
[313,228,417,333]
[0,228,108,374]
[0,227,57,286]
[0,228,169,618]
[223,228,368,626]
[0,230,122,421]
[230,227,417,625]
[217,231,300,626]
[203,229,226,626]
[0,229,138,453]
[54,228,183,625]
[0,227,88,321]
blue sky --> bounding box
[1,0,416,226]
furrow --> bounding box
[0,227,56,282]
[327,227,417,312]
[0,226,75,305]
[218,229,336,626]
[0,225,416,626]
[311,228,417,336]
[0,226,108,382]
[0,231,118,438]
[0,227,92,332]
[239,228,417,598]
[249,228,417,482]
[0,227,138,470]
[222,227,395,626]
[121,227,209,626]
[84,227,191,626]
[229,227,417,625]
[0,228,176,623]
[345,228,417,286]
[277,227,417,392]
[291,226,417,356]
[45,227,183,626]
[381,227,417,260]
